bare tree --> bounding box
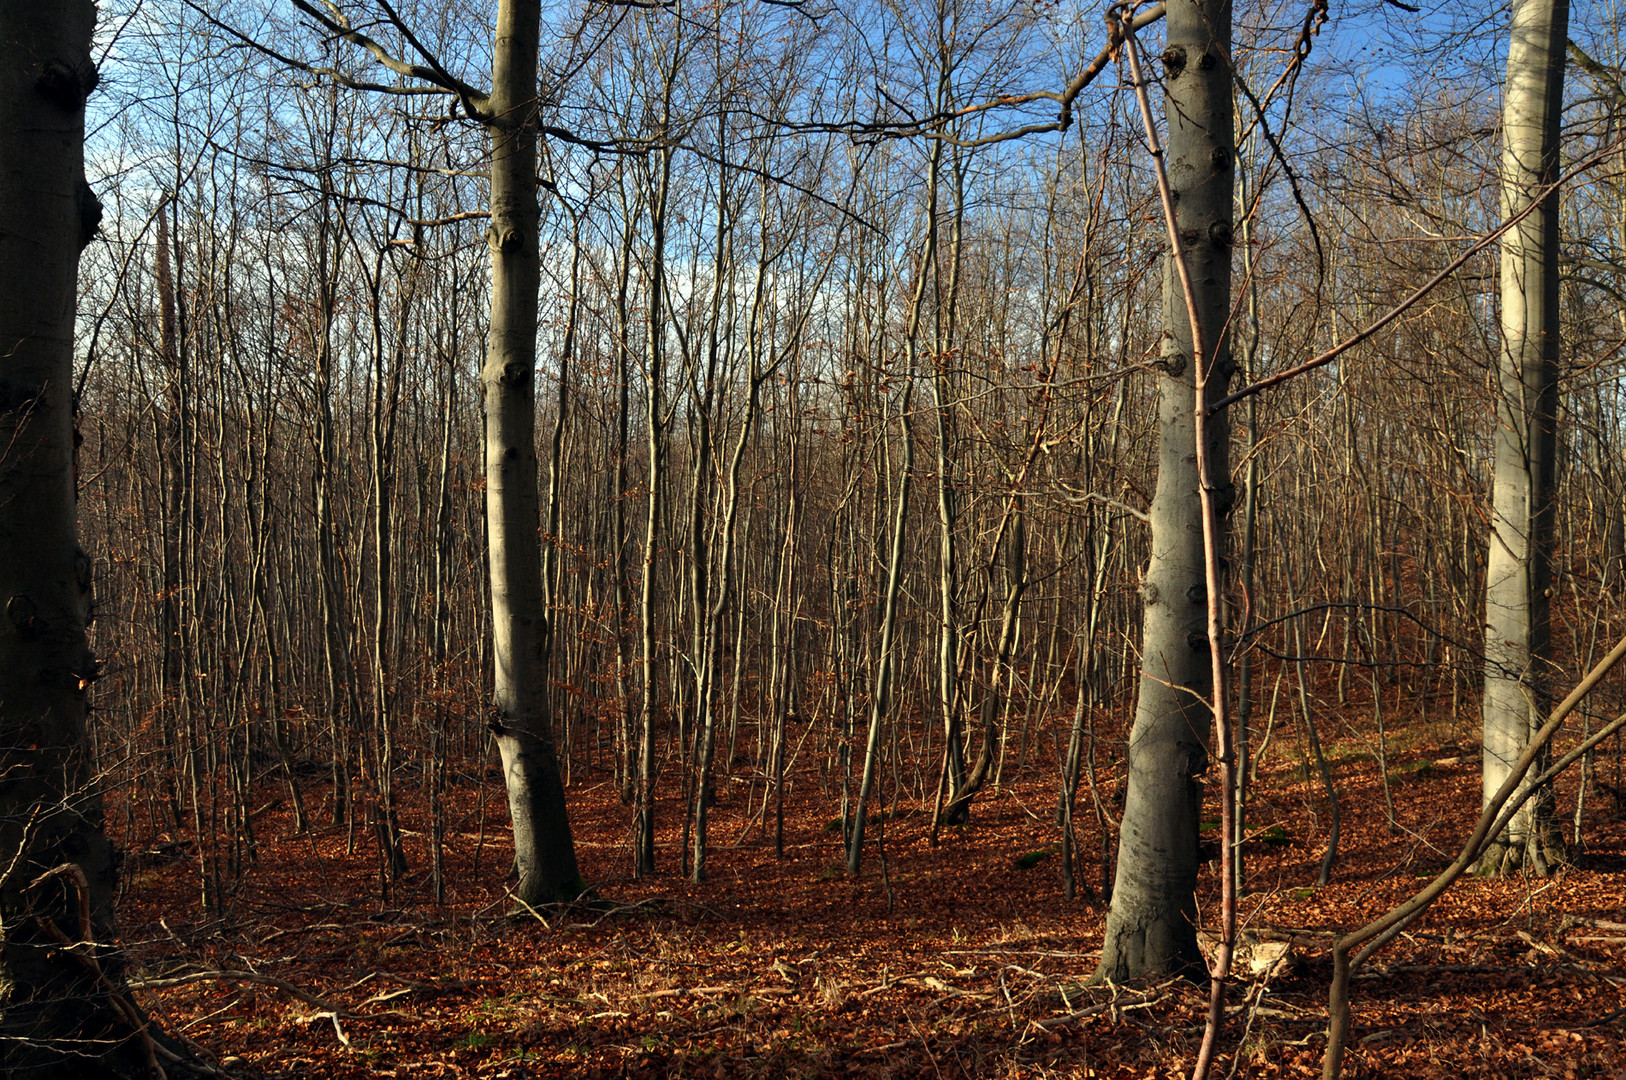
[1480,0,1571,876]
[261,0,586,904]
[1095,0,1234,982]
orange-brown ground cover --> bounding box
[115,718,1626,1078]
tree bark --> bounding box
[1095,0,1233,982]
[0,4,163,1074]
[1480,0,1569,876]
[483,0,583,907]
[634,137,673,879]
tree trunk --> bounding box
[634,139,673,879]
[1479,0,1569,877]
[0,4,158,1074]
[482,0,583,907]
[847,385,914,875]
[1095,0,1233,982]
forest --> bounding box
[2,0,1626,1076]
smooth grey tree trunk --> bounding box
[1482,0,1567,878]
[483,0,583,907]
[0,4,161,1074]
[1096,0,1233,981]
[1480,0,1569,877]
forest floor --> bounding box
[115,712,1626,1079]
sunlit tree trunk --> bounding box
[429,314,458,904]
[635,138,673,878]
[611,178,637,805]
[152,200,188,832]
[1096,0,1233,981]
[687,127,730,882]
[1480,0,1569,876]
[848,175,930,875]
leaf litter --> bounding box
[114,729,1626,1078]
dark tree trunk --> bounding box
[483,0,583,907]
[0,4,175,1075]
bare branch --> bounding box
[288,0,491,116]
[178,0,469,101]
[1212,143,1621,414]
[375,0,484,117]
[920,3,1167,147]
[1569,38,1626,106]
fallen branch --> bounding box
[1580,1006,1626,1028]
[294,1010,351,1049]
[1027,980,1179,1033]
[859,971,935,996]
[128,968,416,1026]
[637,984,796,1000]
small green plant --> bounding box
[473,992,523,1020]
[1257,824,1291,847]
[456,1031,496,1051]
[1014,848,1051,869]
